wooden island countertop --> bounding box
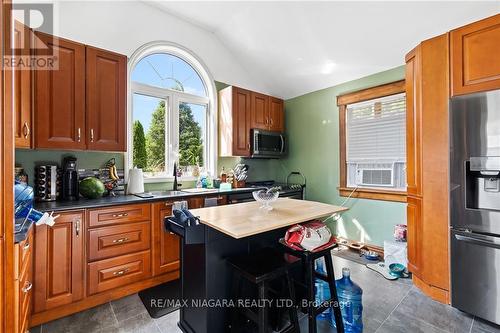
[189,198,348,239]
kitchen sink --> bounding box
[149,190,187,197]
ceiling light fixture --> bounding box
[321,61,337,75]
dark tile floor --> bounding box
[30,255,500,333]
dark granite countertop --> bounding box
[34,187,260,212]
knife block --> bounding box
[233,180,246,188]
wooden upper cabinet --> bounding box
[34,32,86,150]
[233,87,251,156]
[220,86,285,157]
[86,46,127,151]
[13,21,32,148]
[250,92,269,130]
[219,86,251,157]
[250,93,284,132]
[152,202,180,276]
[451,14,500,96]
[405,47,422,197]
[33,211,85,313]
[34,32,127,151]
[269,97,284,132]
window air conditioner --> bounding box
[355,164,394,187]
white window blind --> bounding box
[346,93,406,163]
[345,93,406,190]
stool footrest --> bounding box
[315,272,328,282]
[314,300,340,316]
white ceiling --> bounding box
[148,1,500,99]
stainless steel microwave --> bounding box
[251,129,286,158]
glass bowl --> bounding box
[252,190,279,211]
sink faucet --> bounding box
[173,162,181,191]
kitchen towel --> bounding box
[127,168,144,194]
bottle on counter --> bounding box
[206,173,213,189]
[15,167,28,184]
[220,167,227,183]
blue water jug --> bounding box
[314,258,331,320]
[331,267,363,333]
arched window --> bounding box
[128,42,216,181]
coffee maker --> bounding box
[62,156,79,200]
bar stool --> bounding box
[278,239,345,333]
[228,247,301,333]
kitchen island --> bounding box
[169,198,347,333]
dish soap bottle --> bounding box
[315,258,331,320]
[220,167,227,183]
[331,267,363,333]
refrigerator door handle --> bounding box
[455,233,500,250]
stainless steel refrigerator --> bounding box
[450,89,500,324]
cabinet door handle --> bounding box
[23,122,30,138]
[22,281,32,293]
[112,237,129,244]
[247,143,250,151]
[270,118,273,126]
[112,213,128,218]
[77,127,81,142]
[75,219,81,237]
[23,242,30,251]
[90,128,94,142]
[113,268,129,276]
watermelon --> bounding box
[79,177,105,199]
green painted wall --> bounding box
[15,81,282,190]
[15,149,124,188]
[282,66,407,247]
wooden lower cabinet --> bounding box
[406,196,422,276]
[87,221,151,261]
[14,228,33,333]
[405,33,450,304]
[33,211,85,313]
[189,195,228,209]
[30,197,228,326]
[152,201,180,276]
[88,250,151,295]
[87,203,151,228]
[31,203,181,326]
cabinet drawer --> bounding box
[88,204,151,228]
[88,250,151,295]
[19,257,32,332]
[15,228,33,280]
[88,221,151,261]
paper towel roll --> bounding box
[127,168,144,194]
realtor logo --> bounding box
[4,3,58,70]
